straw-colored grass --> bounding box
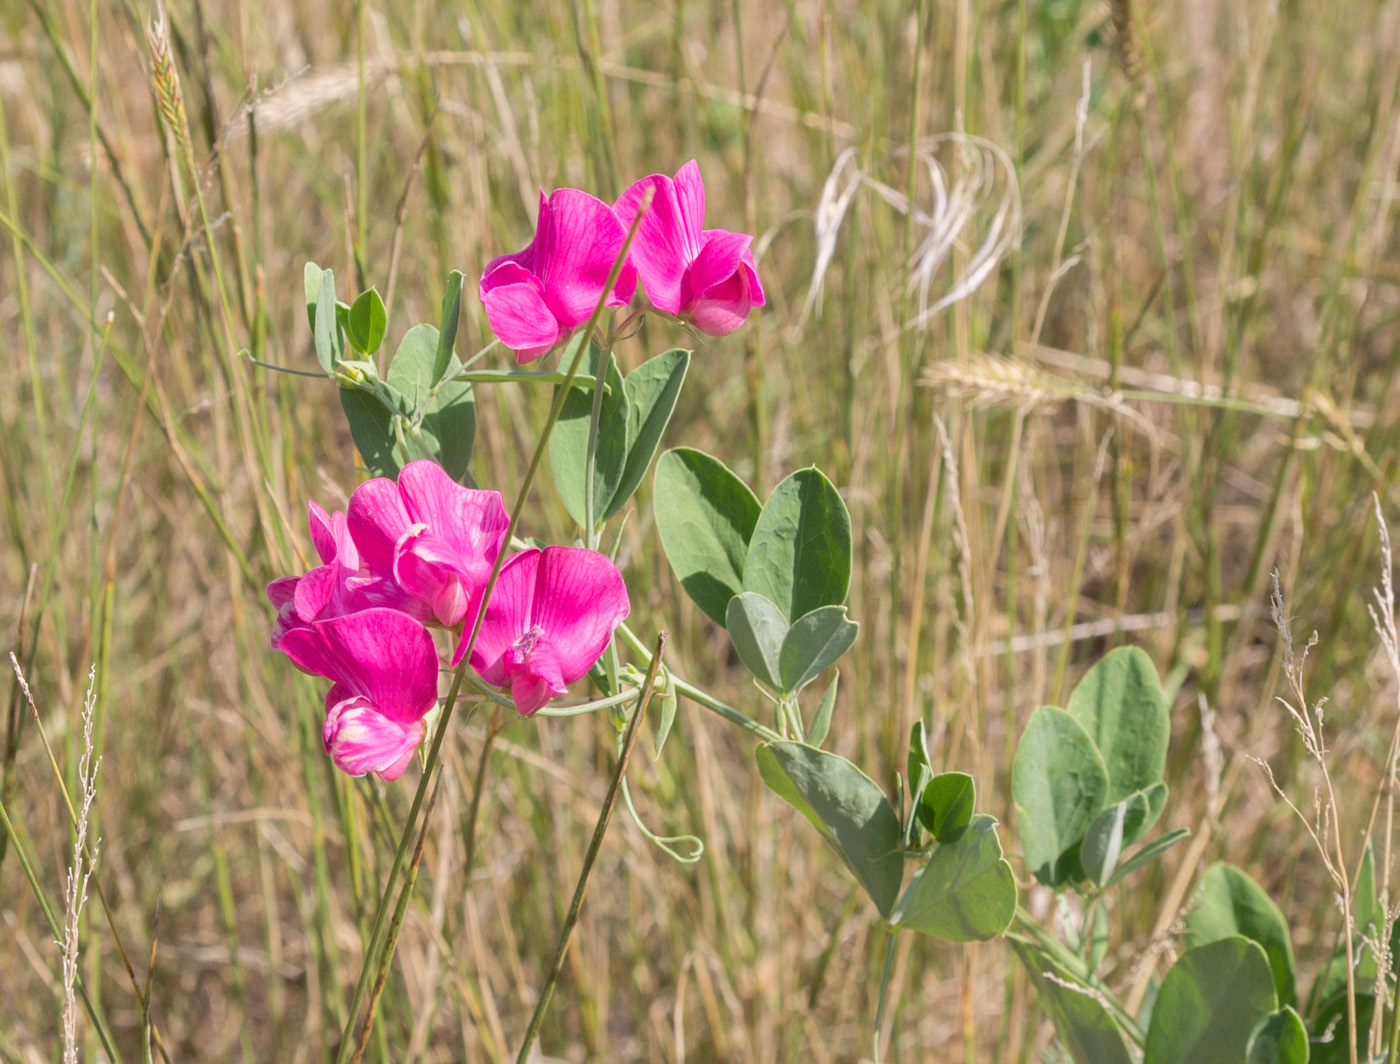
[3,0,1400,1059]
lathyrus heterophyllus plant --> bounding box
[267,160,1010,1058]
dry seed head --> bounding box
[146,7,195,170]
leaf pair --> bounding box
[549,346,690,532]
[654,450,857,694]
[1011,647,1175,888]
[757,740,1014,941]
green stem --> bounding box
[872,930,897,1064]
[583,345,613,548]
[614,622,781,741]
[514,633,667,1063]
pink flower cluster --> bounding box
[270,461,630,779]
[479,161,766,363]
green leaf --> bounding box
[1012,706,1110,887]
[314,268,341,373]
[1104,828,1189,888]
[1066,646,1170,803]
[1080,787,1160,886]
[808,672,838,747]
[606,349,690,519]
[725,592,788,689]
[1185,863,1297,1009]
[907,720,932,803]
[303,261,322,335]
[653,448,762,626]
[653,685,678,760]
[891,814,1015,941]
[918,773,976,843]
[1309,992,1374,1064]
[756,741,904,918]
[1011,939,1134,1064]
[549,345,628,531]
[1246,1008,1308,1064]
[778,605,858,693]
[743,467,851,624]
[346,287,387,355]
[340,387,398,478]
[433,270,463,386]
[1145,937,1277,1064]
[387,324,476,482]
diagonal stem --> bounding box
[515,632,667,1063]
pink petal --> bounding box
[529,546,630,682]
[479,261,564,363]
[279,608,439,725]
[533,188,637,329]
[615,173,689,315]
[308,501,337,564]
[684,234,762,336]
[347,477,412,576]
[396,462,508,584]
[266,576,299,610]
[506,642,567,716]
[323,691,426,779]
[293,563,337,622]
[672,160,707,253]
[457,548,541,670]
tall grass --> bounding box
[3,0,1400,1058]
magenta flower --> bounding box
[456,546,630,716]
[479,189,639,363]
[267,501,425,648]
[348,460,510,628]
[614,160,765,336]
[278,608,440,780]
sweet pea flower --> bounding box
[478,188,638,363]
[278,608,440,780]
[614,160,765,336]
[267,501,425,648]
[348,460,509,627]
[457,546,630,716]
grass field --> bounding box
[3,0,1400,1059]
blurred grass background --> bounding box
[2,0,1400,1059]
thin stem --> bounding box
[583,344,613,548]
[348,773,443,1064]
[515,633,667,1063]
[872,930,897,1064]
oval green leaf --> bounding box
[726,592,788,689]
[1012,706,1110,887]
[387,325,475,482]
[891,814,1015,941]
[1246,1007,1308,1064]
[313,267,341,373]
[918,772,976,843]
[1185,863,1297,1009]
[347,287,387,355]
[743,467,851,624]
[778,605,858,693]
[756,741,904,918]
[808,672,838,747]
[653,448,762,626]
[1145,937,1277,1064]
[340,386,398,478]
[549,345,627,531]
[606,349,690,519]
[432,270,464,386]
[1066,646,1170,804]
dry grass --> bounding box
[3,0,1400,1060]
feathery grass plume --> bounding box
[145,6,196,175]
[9,659,101,1063]
[800,134,1020,331]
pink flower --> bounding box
[479,189,639,363]
[267,501,425,648]
[278,608,440,780]
[457,546,630,716]
[347,460,510,627]
[614,160,765,336]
